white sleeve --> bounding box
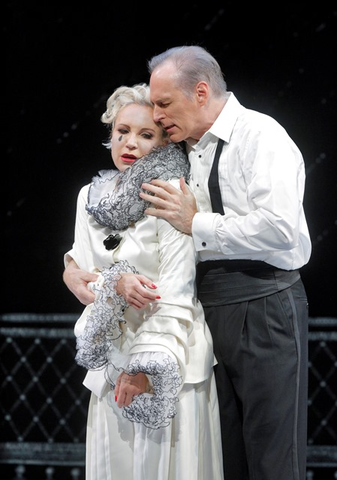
[129,183,214,383]
[193,125,309,261]
[63,184,96,272]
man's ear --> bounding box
[195,81,209,105]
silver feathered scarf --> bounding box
[86,142,189,230]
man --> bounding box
[140,46,311,480]
[64,45,311,480]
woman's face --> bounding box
[111,103,167,172]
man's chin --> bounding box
[168,131,183,143]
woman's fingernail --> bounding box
[156,296,161,299]
[151,284,157,288]
[115,395,117,402]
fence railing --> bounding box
[0,314,336,480]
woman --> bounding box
[64,84,223,480]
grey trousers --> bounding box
[197,261,309,480]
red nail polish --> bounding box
[156,296,161,299]
[151,284,157,288]
[115,395,117,402]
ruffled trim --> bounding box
[75,260,138,369]
[106,351,183,429]
[75,259,183,429]
[86,142,189,230]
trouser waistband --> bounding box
[196,260,300,306]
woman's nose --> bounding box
[126,134,137,148]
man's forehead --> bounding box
[150,90,170,104]
[150,80,174,102]
[150,68,180,101]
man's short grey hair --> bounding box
[148,45,227,98]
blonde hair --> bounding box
[101,83,153,126]
[101,83,168,146]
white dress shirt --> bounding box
[188,92,312,270]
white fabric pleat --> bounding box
[85,374,223,480]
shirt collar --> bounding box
[209,92,245,143]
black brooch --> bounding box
[103,233,122,251]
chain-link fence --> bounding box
[1,314,336,480]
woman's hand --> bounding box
[115,371,150,407]
[116,273,160,309]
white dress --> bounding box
[65,153,224,480]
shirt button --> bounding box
[202,242,206,247]
[198,155,202,158]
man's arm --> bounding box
[139,177,197,235]
[63,259,159,309]
[63,258,98,305]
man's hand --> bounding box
[63,259,98,305]
[115,371,149,407]
[116,273,160,309]
[139,177,197,235]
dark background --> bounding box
[4,1,337,318]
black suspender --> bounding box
[208,139,225,215]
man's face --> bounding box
[150,63,202,143]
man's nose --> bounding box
[153,105,164,123]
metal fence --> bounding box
[0,314,336,480]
